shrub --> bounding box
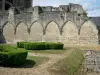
[24,42,46,50]
[48,42,64,49]
[24,42,64,50]
[0,45,28,66]
[17,42,28,48]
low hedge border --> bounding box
[17,42,28,48]
[0,45,28,66]
[17,42,64,50]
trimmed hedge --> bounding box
[47,42,64,49]
[17,42,28,48]
[17,42,64,50]
[0,45,28,66]
[24,42,64,50]
[24,42,46,50]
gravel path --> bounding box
[81,50,100,75]
[0,50,72,75]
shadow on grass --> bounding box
[0,59,36,68]
[19,59,36,68]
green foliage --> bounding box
[24,42,46,50]
[27,56,49,67]
[17,42,28,48]
[65,49,83,75]
[48,42,64,49]
[83,12,88,17]
[0,45,28,66]
[23,42,64,50]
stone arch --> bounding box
[3,22,14,43]
[45,21,60,42]
[15,22,29,42]
[2,21,9,30]
[80,20,98,44]
[45,21,60,32]
[29,21,43,42]
[61,21,78,44]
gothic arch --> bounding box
[45,21,60,33]
[80,20,98,44]
[45,21,60,42]
[3,22,14,43]
[15,22,29,42]
[29,21,43,42]
[61,21,78,44]
[30,21,43,29]
[2,21,9,31]
[61,20,77,34]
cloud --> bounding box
[83,3,89,9]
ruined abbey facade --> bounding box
[0,0,99,45]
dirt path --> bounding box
[28,49,73,75]
[0,49,73,75]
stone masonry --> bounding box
[0,0,99,45]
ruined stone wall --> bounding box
[1,20,98,45]
[0,3,99,45]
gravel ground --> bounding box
[0,50,72,75]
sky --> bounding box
[32,0,100,17]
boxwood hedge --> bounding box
[17,42,28,48]
[24,42,46,50]
[0,45,28,66]
[17,42,64,50]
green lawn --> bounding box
[28,49,66,54]
[49,48,84,75]
[25,56,49,67]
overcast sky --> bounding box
[32,0,100,17]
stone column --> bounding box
[42,34,46,42]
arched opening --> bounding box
[5,3,11,10]
[62,21,78,44]
[3,22,14,43]
[15,23,29,42]
[80,21,98,45]
[30,22,43,42]
[5,0,13,10]
[45,21,60,42]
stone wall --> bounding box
[0,3,99,45]
[1,20,98,45]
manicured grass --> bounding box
[49,48,84,75]
[28,49,66,54]
[26,56,49,67]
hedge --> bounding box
[24,42,46,50]
[23,42,64,50]
[47,42,64,49]
[17,42,28,48]
[0,45,28,66]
